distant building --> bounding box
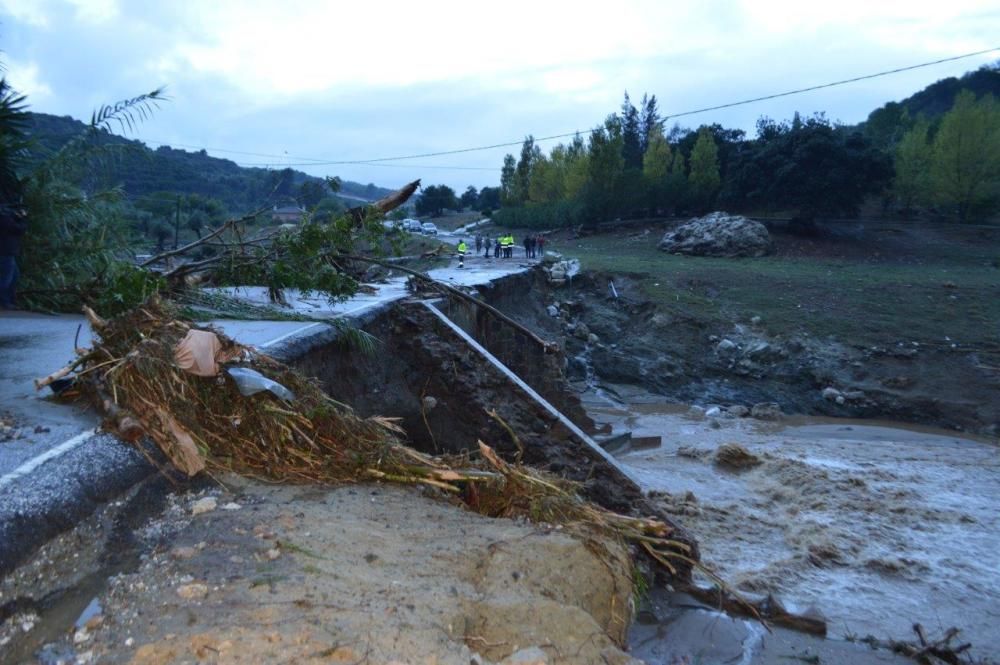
[271,204,305,223]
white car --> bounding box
[420,222,438,235]
[403,219,423,232]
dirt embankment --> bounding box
[494,269,1000,437]
[1,478,639,664]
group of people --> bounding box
[470,233,546,260]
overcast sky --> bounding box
[1,0,998,191]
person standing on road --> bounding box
[493,237,501,258]
[0,198,27,310]
[457,239,468,269]
[475,234,482,255]
[483,236,491,257]
[536,234,546,258]
[523,235,531,259]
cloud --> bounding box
[3,58,54,101]
[1,0,998,190]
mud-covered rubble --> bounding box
[507,270,999,436]
[2,480,641,665]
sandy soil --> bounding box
[1,478,640,665]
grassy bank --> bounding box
[562,224,1000,353]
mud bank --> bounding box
[1,479,639,664]
[492,269,1000,437]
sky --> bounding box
[1,0,998,191]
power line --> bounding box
[231,46,1000,168]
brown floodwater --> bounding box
[584,394,1000,661]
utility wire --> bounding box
[231,46,1000,168]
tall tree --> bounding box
[296,180,327,208]
[584,116,625,221]
[620,92,643,170]
[514,136,538,204]
[415,184,457,216]
[639,93,661,155]
[642,126,672,213]
[500,154,517,206]
[929,90,1000,222]
[892,118,933,213]
[688,127,721,211]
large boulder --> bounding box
[658,211,771,258]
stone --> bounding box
[658,211,771,258]
[421,396,438,411]
[750,315,762,325]
[725,405,750,418]
[73,628,91,644]
[176,583,209,600]
[265,547,281,560]
[190,497,217,515]
[705,406,722,417]
[750,402,783,420]
[541,251,563,264]
[222,502,242,511]
[501,647,549,665]
[843,390,865,400]
[546,305,559,317]
[716,339,737,353]
[587,333,600,345]
[821,387,842,402]
[746,341,772,360]
[171,546,197,560]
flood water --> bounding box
[584,395,1000,660]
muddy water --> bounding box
[585,395,1000,660]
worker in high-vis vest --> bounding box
[457,239,468,268]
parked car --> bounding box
[402,219,423,232]
[420,222,438,235]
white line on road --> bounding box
[0,428,98,491]
[259,322,325,348]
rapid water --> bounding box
[585,395,1000,660]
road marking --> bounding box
[259,322,325,348]
[0,428,98,490]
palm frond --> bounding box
[89,87,168,135]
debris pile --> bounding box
[40,298,696,579]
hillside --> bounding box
[24,112,393,214]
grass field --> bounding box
[562,225,1000,353]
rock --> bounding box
[421,396,438,411]
[821,387,842,402]
[843,390,865,401]
[835,395,845,405]
[750,315,762,325]
[541,251,563,264]
[714,443,762,469]
[222,502,242,511]
[265,547,281,560]
[546,305,559,317]
[190,497,217,515]
[501,647,549,665]
[170,546,197,560]
[573,323,590,340]
[658,211,771,258]
[73,628,91,644]
[176,583,209,600]
[745,341,772,360]
[587,333,600,345]
[705,406,722,417]
[750,402,783,420]
[716,339,737,353]
[725,405,750,418]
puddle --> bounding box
[587,397,1000,661]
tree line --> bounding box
[478,66,1000,228]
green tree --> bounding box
[415,184,457,216]
[514,136,539,204]
[500,154,517,206]
[297,179,327,208]
[688,127,721,211]
[583,116,625,221]
[0,77,29,203]
[620,92,643,170]
[893,118,933,213]
[929,90,1000,222]
[642,127,672,213]
[460,185,479,209]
